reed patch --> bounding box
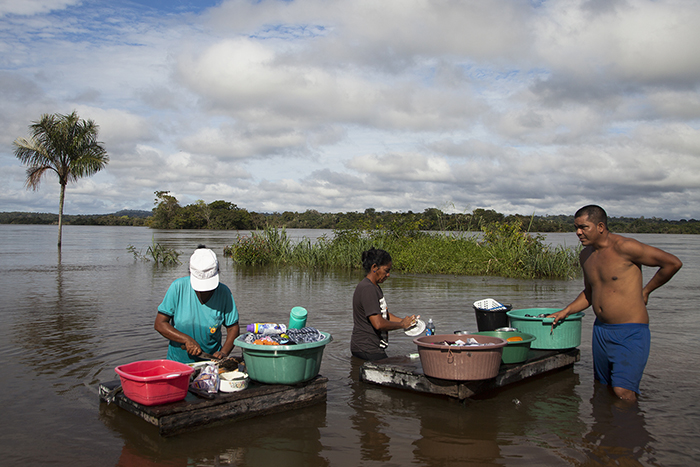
[224,221,580,280]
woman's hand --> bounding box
[401,314,420,329]
[182,337,202,356]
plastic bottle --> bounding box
[246,323,287,335]
[426,318,436,336]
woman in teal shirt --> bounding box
[155,246,240,363]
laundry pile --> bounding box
[242,325,325,346]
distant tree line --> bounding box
[0,210,149,226]
[3,192,700,233]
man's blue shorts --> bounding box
[592,319,650,394]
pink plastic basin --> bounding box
[114,359,194,406]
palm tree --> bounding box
[14,111,109,248]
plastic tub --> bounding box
[506,308,585,350]
[413,334,507,380]
[473,304,513,332]
[234,332,332,384]
[472,331,537,364]
[114,360,194,406]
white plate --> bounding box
[405,319,426,337]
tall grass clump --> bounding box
[127,238,181,266]
[223,226,294,266]
[475,221,580,279]
[224,221,580,279]
[225,226,378,268]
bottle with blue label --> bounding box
[246,323,287,335]
[426,318,436,336]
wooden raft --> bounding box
[360,349,580,400]
[99,375,327,437]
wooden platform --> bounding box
[99,375,327,437]
[360,349,580,400]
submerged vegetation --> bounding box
[224,220,580,280]
[127,239,181,266]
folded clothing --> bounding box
[243,326,325,345]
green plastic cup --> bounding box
[289,306,308,329]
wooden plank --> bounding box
[99,376,327,436]
[360,349,580,400]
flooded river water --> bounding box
[0,225,698,466]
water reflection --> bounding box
[117,444,187,467]
[348,358,393,462]
[241,406,329,467]
[348,357,503,466]
[580,383,655,466]
[518,370,586,439]
[412,405,501,466]
[473,368,587,464]
[101,399,330,467]
[16,257,104,393]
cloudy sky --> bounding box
[1,0,699,219]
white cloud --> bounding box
[347,152,455,182]
[74,106,156,150]
[1,0,699,219]
[174,37,483,132]
[533,0,700,88]
[179,124,309,159]
[0,0,78,17]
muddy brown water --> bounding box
[0,225,698,466]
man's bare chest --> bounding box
[583,250,639,284]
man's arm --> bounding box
[619,239,682,304]
[550,249,593,325]
[550,289,591,325]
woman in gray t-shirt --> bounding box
[350,247,419,360]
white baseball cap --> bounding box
[189,248,219,292]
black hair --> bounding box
[196,244,207,249]
[575,205,608,229]
[361,247,392,273]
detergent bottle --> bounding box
[246,323,287,335]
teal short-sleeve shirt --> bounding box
[158,276,238,363]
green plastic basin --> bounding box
[234,332,332,384]
[506,308,585,350]
[472,331,536,364]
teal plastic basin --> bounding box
[234,332,332,384]
[472,331,536,364]
[506,308,585,350]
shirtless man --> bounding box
[549,205,682,401]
